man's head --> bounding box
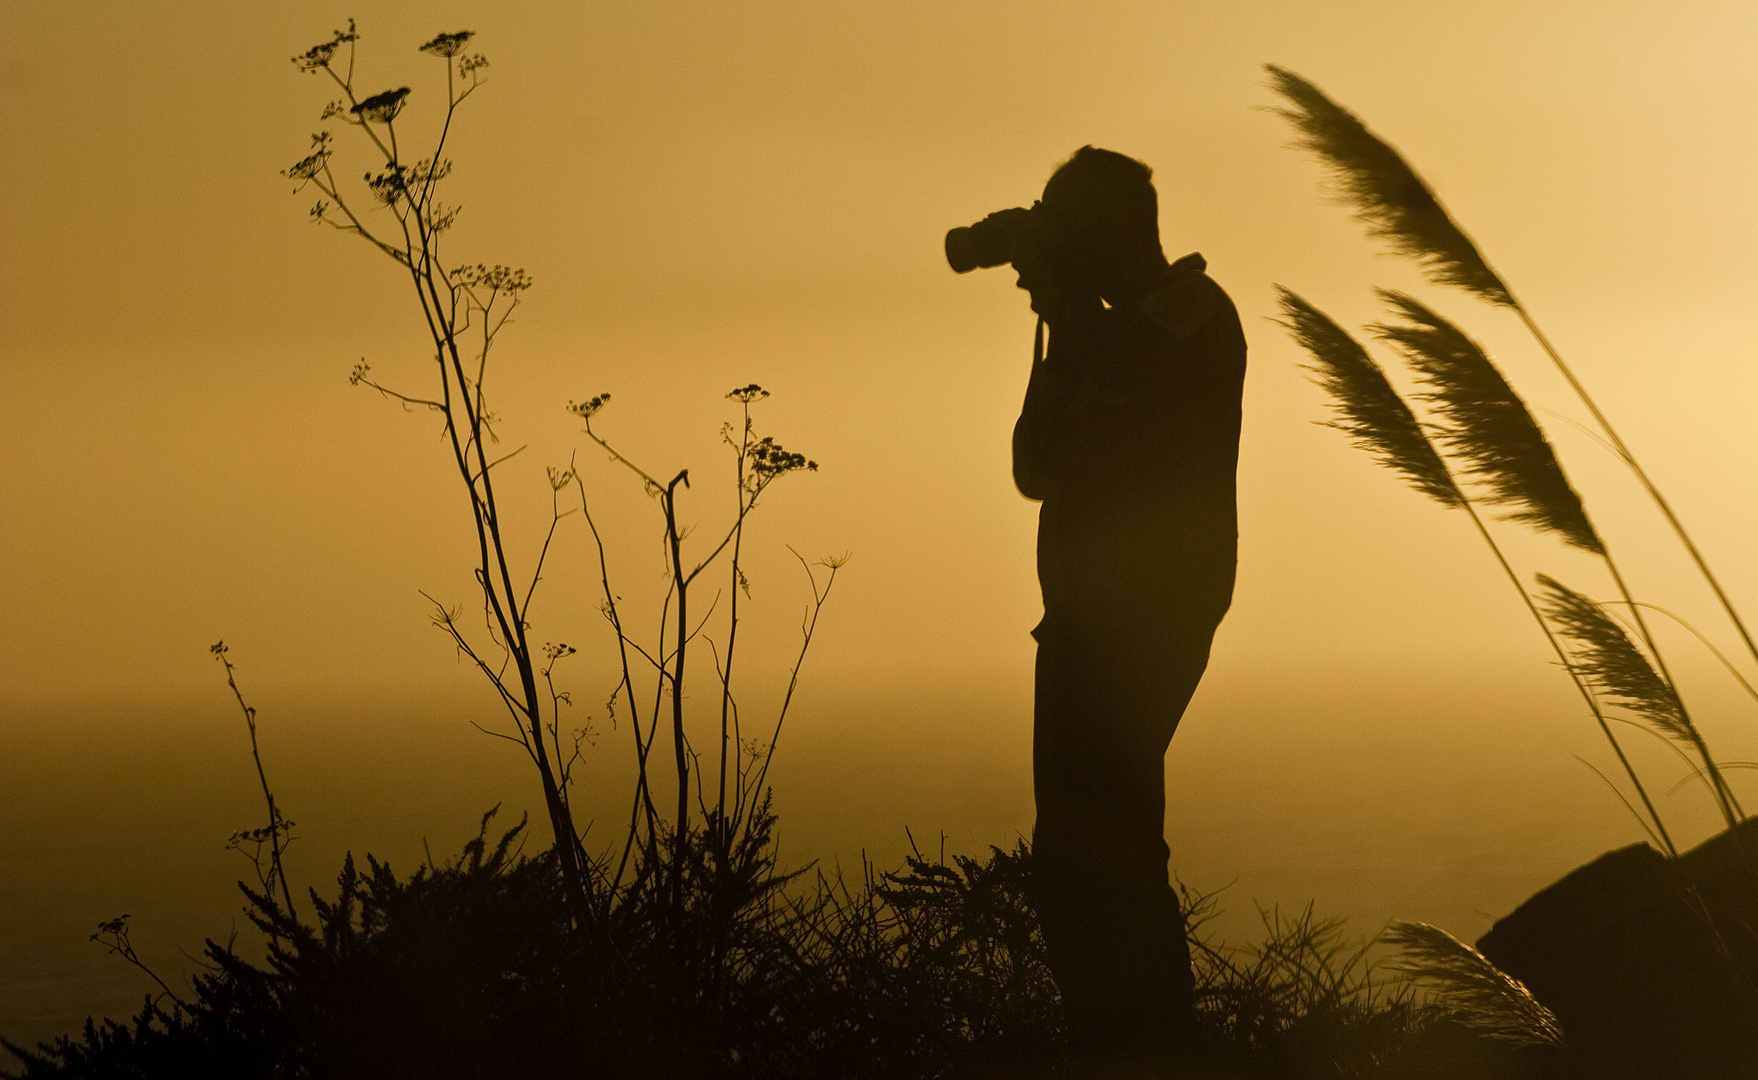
[1038,146,1166,300]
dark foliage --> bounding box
[6,818,1548,1080]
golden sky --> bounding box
[4,0,1757,941]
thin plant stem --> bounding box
[717,400,755,853]
[736,551,842,847]
[1457,511,1676,854]
[1510,301,1758,684]
[663,469,693,875]
[1596,548,1746,825]
[213,645,301,923]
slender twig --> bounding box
[663,469,693,860]
[90,916,186,1010]
[211,643,301,923]
[736,551,843,845]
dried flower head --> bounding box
[1373,290,1601,553]
[365,164,412,205]
[452,263,532,292]
[227,820,297,847]
[458,54,490,78]
[351,86,411,124]
[727,384,770,404]
[284,148,330,182]
[406,157,452,186]
[1383,921,1564,1048]
[419,31,475,58]
[748,436,817,478]
[567,394,612,420]
[1536,575,1691,743]
[292,21,358,73]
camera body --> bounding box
[944,205,1044,274]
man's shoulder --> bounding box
[1138,253,1237,343]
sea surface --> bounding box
[3,665,1744,1053]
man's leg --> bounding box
[1032,615,1218,1074]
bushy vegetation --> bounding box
[5,815,1555,1080]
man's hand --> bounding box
[1017,257,1101,327]
[1013,244,1061,319]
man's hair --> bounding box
[1043,146,1159,245]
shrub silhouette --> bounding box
[5,819,1563,1079]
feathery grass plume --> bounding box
[1536,574,1692,743]
[1266,66,1513,307]
[1373,291,1604,555]
[1277,287,1465,510]
[1383,921,1565,1048]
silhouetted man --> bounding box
[1008,147,1245,1077]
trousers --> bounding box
[1030,595,1226,1069]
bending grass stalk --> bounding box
[1370,295,1743,825]
[1370,292,1600,557]
[1264,66,1512,307]
[1267,63,1758,686]
[1460,515,1678,855]
[1512,309,1758,686]
[1277,290,1676,853]
[1538,576,1745,827]
[1382,921,1564,1049]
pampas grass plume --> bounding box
[1266,66,1513,307]
[1371,291,1604,555]
[1383,920,1565,1048]
[1277,287,1465,511]
[1535,574,1694,744]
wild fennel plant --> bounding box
[283,23,842,941]
[566,387,837,898]
[283,24,595,908]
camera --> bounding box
[944,205,1043,274]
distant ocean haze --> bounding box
[3,659,1749,1051]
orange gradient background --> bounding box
[3,0,1756,1046]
